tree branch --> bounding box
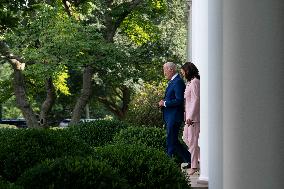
[39,77,56,128]
[104,0,143,41]
[98,85,131,120]
[0,41,25,70]
[98,96,123,117]
[114,0,143,29]
[62,0,72,17]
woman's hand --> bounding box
[186,119,193,125]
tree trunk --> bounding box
[0,41,39,128]
[121,85,131,118]
[85,103,90,119]
[70,65,94,125]
[13,69,39,128]
[39,78,56,128]
[68,0,143,125]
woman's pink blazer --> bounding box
[184,78,200,122]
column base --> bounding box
[197,177,208,185]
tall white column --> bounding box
[208,0,223,188]
[208,0,284,188]
[222,0,284,188]
[186,1,192,62]
[191,0,209,182]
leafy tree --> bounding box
[82,0,187,120]
[0,0,188,127]
[0,0,61,127]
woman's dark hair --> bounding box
[181,62,200,81]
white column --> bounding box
[208,0,223,188]
[186,0,192,62]
[208,0,284,188]
[191,0,209,182]
[222,0,284,188]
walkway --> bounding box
[181,164,208,188]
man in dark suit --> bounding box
[159,62,191,168]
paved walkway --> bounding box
[181,163,208,188]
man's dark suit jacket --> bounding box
[163,74,185,126]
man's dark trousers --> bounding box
[166,121,191,163]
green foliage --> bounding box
[120,11,160,46]
[0,119,190,188]
[16,156,128,189]
[114,126,166,150]
[66,119,129,147]
[158,0,187,61]
[52,65,71,95]
[0,0,26,31]
[5,4,104,95]
[115,0,167,46]
[126,81,167,127]
[1,96,23,118]
[118,0,167,46]
[0,128,93,181]
[94,143,190,189]
[0,63,13,103]
[2,0,188,125]
[0,179,10,189]
[0,178,22,189]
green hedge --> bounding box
[94,144,190,189]
[0,128,93,182]
[16,157,128,189]
[67,119,129,147]
[113,126,166,150]
[0,178,22,189]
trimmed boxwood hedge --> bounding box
[94,144,190,189]
[16,157,128,189]
[0,128,93,182]
[66,119,129,147]
[113,126,167,150]
[0,121,190,188]
[0,178,22,189]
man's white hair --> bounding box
[164,62,176,71]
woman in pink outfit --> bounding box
[181,62,200,175]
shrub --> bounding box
[67,119,129,147]
[94,144,190,189]
[0,128,93,181]
[0,178,22,189]
[113,126,167,150]
[114,126,189,164]
[16,157,128,189]
[125,82,166,128]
